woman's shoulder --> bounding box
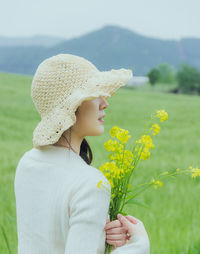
[70,154,110,186]
[88,164,110,188]
[69,162,111,199]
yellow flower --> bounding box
[156,110,168,122]
[136,135,155,149]
[116,130,131,144]
[163,171,168,175]
[104,139,124,153]
[116,143,124,153]
[104,139,118,152]
[104,172,110,178]
[109,126,131,144]
[97,180,103,188]
[150,123,160,136]
[113,149,133,167]
[135,135,154,160]
[109,126,121,138]
[152,178,163,189]
[99,161,125,179]
[123,150,134,166]
[108,154,115,160]
[189,166,200,178]
[156,180,163,187]
[96,179,111,190]
[113,167,125,179]
[140,147,151,160]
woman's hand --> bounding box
[104,218,130,247]
[117,214,150,243]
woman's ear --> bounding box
[75,107,79,114]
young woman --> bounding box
[14,54,150,253]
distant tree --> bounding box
[176,63,200,95]
[157,63,175,83]
[147,68,160,85]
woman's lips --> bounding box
[98,119,104,123]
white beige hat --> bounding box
[31,53,133,148]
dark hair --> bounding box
[73,107,93,165]
[80,138,93,165]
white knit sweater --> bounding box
[14,145,150,254]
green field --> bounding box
[0,72,200,254]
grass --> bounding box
[0,71,200,253]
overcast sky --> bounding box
[1,0,199,40]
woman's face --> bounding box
[73,95,109,137]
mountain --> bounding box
[0,25,199,76]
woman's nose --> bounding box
[104,100,109,108]
[101,97,109,109]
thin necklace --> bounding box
[53,128,78,154]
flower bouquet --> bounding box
[96,110,200,254]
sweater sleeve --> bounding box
[111,234,150,254]
[64,172,111,254]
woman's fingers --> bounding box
[106,238,127,248]
[106,232,127,241]
[104,216,137,248]
[105,218,129,247]
[104,219,122,230]
[125,215,140,224]
[104,215,139,232]
[106,226,127,235]
[106,218,110,224]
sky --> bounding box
[1,0,199,41]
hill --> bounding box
[0,25,200,76]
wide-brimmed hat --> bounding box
[31,53,133,148]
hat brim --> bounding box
[32,68,133,148]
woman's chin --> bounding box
[91,125,104,136]
[96,125,104,135]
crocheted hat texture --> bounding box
[31,53,133,148]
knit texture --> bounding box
[14,145,150,254]
[31,54,133,148]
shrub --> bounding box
[147,68,160,85]
[156,63,176,84]
[176,63,200,95]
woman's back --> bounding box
[14,145,111,253]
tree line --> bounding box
[147,63,200,95]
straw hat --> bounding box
[31,53,133,148]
